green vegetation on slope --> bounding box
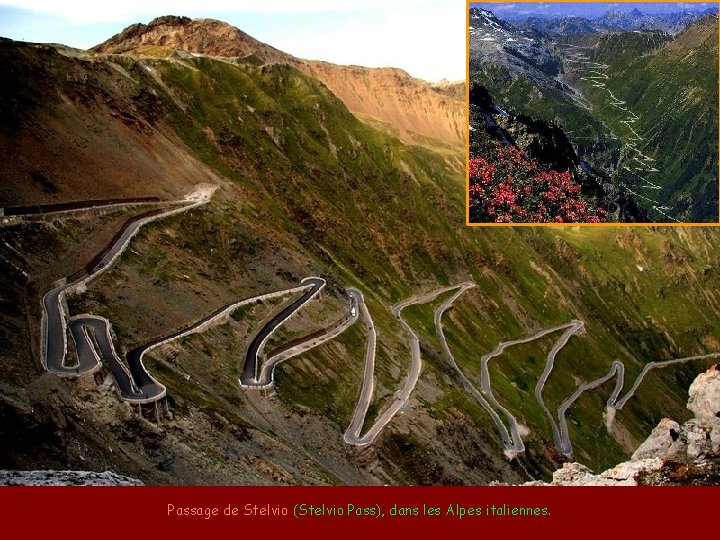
[576,22,718,221]
[469,60,621,166]
[4,39,720,482]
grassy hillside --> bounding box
[3,38,720,483]
[469,17,718,223]
[577,20,718,221]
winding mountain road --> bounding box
[69,315,161,401]
[343,284,466,446]
[37,187,362,404]
[39,198,717,450]
[429,281,720,458]
[434,282,524,458]
[390,285,473,411]
[343,289,379,445]
[533,320,586,456]
[435,283,528,458]
[41,186,215,402]
[240,277,327,387]
[241,281,363,389]
[557,42,680,222]
[545,351,720,456]
[476,320,584,456]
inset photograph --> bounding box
[468,1,719,224]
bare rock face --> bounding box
[599,458,664,485]
[301,62,467,146]
[0,470,143,486]
[537,458,664,486]
[630,365,720,463]
[631,418,684,460]
[687,364,720,420]
[550,462,595,485]
[526,364,720,486]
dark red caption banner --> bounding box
[0,486,715,536]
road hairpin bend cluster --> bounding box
[343,285,468,446]
[39,189,349,403]
[36,189,421,444]
[41,186,215,402]
[557,42,681,223]
[39,194,717,451]
[435,283,719,458]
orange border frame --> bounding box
[465,0,720,227]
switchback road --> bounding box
[41,186,214,402]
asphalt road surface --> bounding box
[41,186,213,402]
[343,288,378,445]
[434,282,526,457]
[533,320,585,457]
[69,316,163,401]
[42,199,719,448]
[240,277,326,386]
[255,287,360,388]
[342,285,462,446]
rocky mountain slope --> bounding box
[299,62,466,149]
[0,469,143,486]
[92,16,465,148]
[3,16,720,485]
[469,8,562,84]
[92,15,289,62]
[0,37,222,206]
[516,16,598,37]
[597,7,717,34]
[469,8,615,162]
[470,7,718,222]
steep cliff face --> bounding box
[301,62,466,147]
[469,5,606,151]
[524,365,720,486]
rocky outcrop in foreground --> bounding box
[526,364,720,485]
[0,470,143,486]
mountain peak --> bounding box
[91,15,464,146]
[92,15,290,63]
[470,7,496,19]
[469,6,517,33]
[147,15,192,28]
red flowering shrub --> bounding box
[469,145,608,223]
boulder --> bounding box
[687,364,720,420]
